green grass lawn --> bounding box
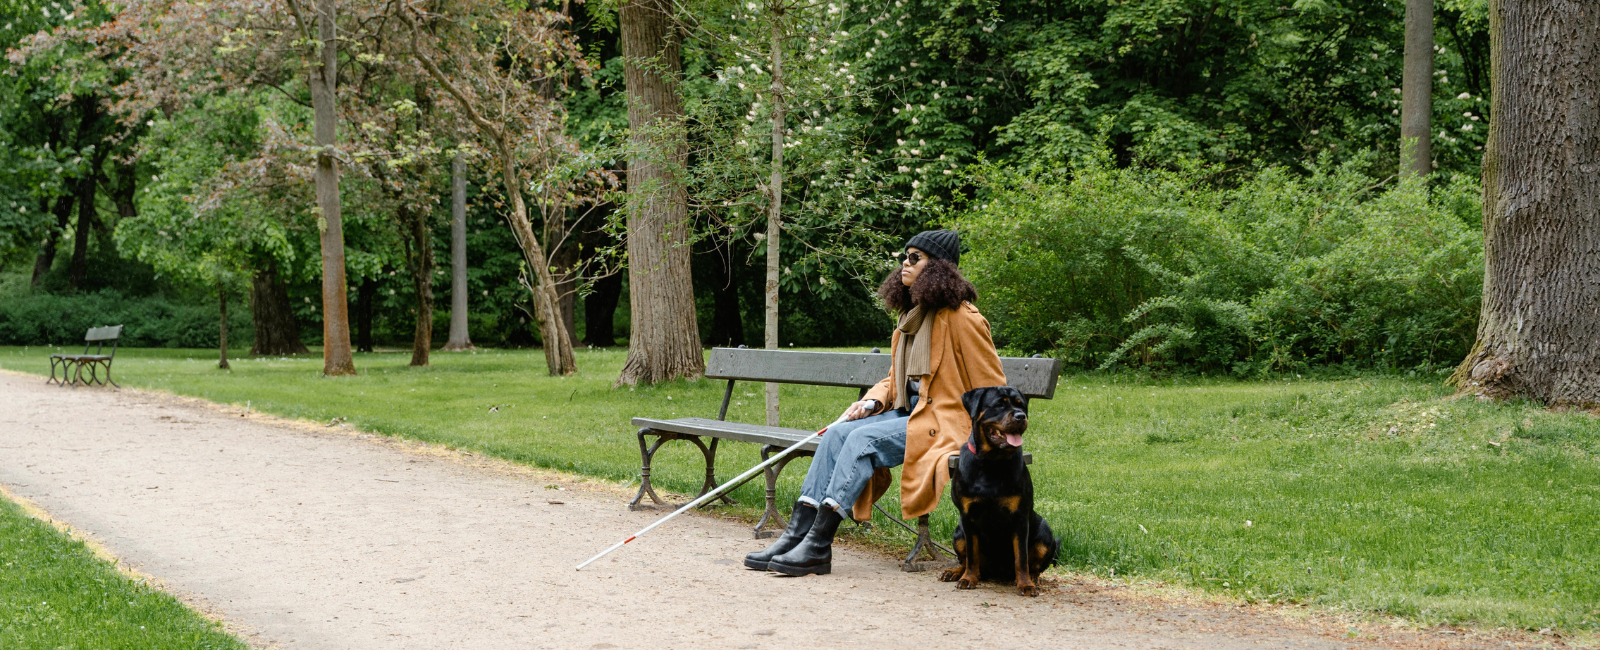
[3,345,1597,635]
[0,494,247,649]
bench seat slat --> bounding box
[632,417,820,452]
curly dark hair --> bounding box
[878,257,978,314]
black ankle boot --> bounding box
[767,506,844,576]
[744,502,817,570]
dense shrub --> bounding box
[0,289,253,349]
[955,155,1483,374]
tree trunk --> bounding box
[443,155,473,351]
[763,13,786,425]
[249,261,310,355]
[309,0,356,376]
[1401,0,1434,177]
[402,11,574,375]
[69,96,103,290]
[551,216,580,346]
[1451,0,1600,407]
[584,268,622,347]
[404,204,434,366]
[31,195,74,286]
[709,244,745,348]
[493,135,576,375]
[68,158,102,290]
[357,277,375,353]
[615,0,703,385]
[218,284,231,370]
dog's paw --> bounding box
[938,568,962,582]
[956,576,979,590]
[1016,582,1039,597]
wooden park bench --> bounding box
[630,346,1061,571]
[48,325,123,388]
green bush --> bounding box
[0,289,253,349]
[955,155,1483,374]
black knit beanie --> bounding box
[905,229,960,266]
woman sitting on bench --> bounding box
[745,230,1007,576]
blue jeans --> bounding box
[797,397,916,519]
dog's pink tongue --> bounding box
[1005,433,1024,447]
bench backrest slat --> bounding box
[705,348,1061,399]
[706,349,886,388]
[85,325,123,342]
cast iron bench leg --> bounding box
[630,428,673,511]
[47,357,63,386]
[902,514,958,572]
[103,360,119,388]
[752,444,814,539]
[869,505,959,573]
[683,436,737,508]
[630,429,737,511]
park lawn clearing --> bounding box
[2,345,1597,636]
[0,490,247,650]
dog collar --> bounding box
[966,441,977,455]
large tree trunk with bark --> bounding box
[249,261,310,355]
[616,0,703,385]
[443,155,473,351]
[31,195,74,285]
[1401,0,1434,177]
[1452,0,1600,407]
[308,0,356,375]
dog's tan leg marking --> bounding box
[1013,532,1038,596]
[957,536,980,589]
[1030,540,1051,581]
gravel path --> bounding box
[0,371,1502,649]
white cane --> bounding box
[576,413,850,570]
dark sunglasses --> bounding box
[903,251,925,266]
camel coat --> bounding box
[851,301,1007,520]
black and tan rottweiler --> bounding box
[942,386,1059,596]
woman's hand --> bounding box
[842,399,879,421]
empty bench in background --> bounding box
[629,346,1060,571]
[47,325,123,388]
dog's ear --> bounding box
[962,387,987,421]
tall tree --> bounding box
[615,0,702,385]
[1452,0,1600,406]
[400,0,586,375]
[1401,0,1435,177]
[251,260,309,355]
[286,0,357,375]
[760,1,786,425]
[443,154,474,350]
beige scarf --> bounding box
[891,305,936,411]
